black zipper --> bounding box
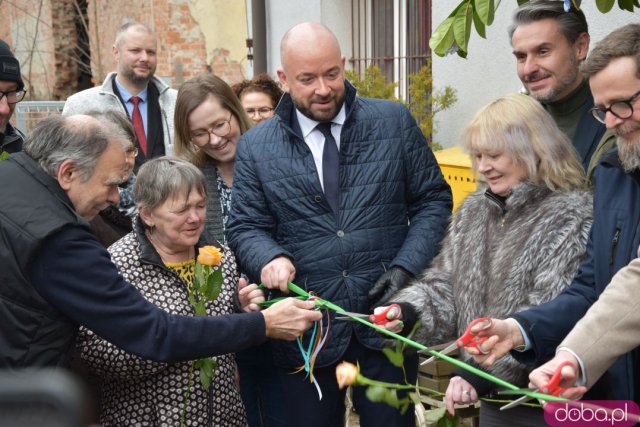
[609,228,621,275]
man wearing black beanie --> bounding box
[0,39,26,155]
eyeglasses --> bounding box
[190,114,232,145]
[590,90,640,124]
[245,107,274,118]
[125,146,139,159]
[0,89,27,105]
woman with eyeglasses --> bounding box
[175,74,253,244]
[175,74,287,427]
[232,74,283,124]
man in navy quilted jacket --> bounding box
[227,22,452,427]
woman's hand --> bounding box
[372,305,403,333]
[238,277,265,312]
[444,376,478,416]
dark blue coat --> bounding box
[512,150,640,402]
[227,81,452,368]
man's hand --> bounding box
[529,350,587,400]
[238,277,265,312]
[464,318,524,367]
[262,298,323,340]
[260,256,296,293]
[368,267,414,306]
[444,376,479,416]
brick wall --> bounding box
[0,0,247,101]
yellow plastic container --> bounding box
[434,146,477,211]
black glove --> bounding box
[368,266,415,306]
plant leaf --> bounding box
[205,268,223,301]
[365,385,389,403]
[437,412,461,427]
[430,15,457,57]
[472,7,486,39]
[618,0,634,11]
[195,261,204,291]
[596,0,615,12]
[473,0,492,25]
[382,347,405,368]
[424,406,448,423]
[453,1,473,55]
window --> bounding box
[350,0,431,100]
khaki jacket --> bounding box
[561,246,640,388]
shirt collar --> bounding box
[115,76,149,103]
[296,103,347,139]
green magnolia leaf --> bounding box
[424,406,448,423]
[430,15,456,57]
[437,412,461,427]
[618,0,634,11]
[453,1,473,55]
[596,0,615,11]
[473,0,493,25]
[382,347,404,368]
[472,7,486,39]
[0,151,8,161]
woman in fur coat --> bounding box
[382,93,593,426]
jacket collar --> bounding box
[100,72,170,96]
[133,215,215,267]
[275,79,358,136]
[599,147,640,184]
[133,215,165,267]
[1,122,24,153]
[484,182,552,215]
[10,152,87,225]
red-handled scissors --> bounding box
[335,304,402,325]
[500,360,577,411]
[420,317,492,365]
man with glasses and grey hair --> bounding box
[466,23,640,406]
[509,0,616,181]
[0,39,26,156]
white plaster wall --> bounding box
[265,0,352,73]
[432,3,638,148]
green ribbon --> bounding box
[258,281,571,401]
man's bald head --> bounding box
[280,22,342,73]
[277,22,346,122]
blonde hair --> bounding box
[464,93,586,191]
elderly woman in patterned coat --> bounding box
[379,94,594,427]
[77,156,264,426]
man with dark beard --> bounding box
[465,23,640,406]
[63,22,176,169]
[510,0,615,180]
[227,22,452,427]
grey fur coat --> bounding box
[393,182,593,390]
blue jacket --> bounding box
[513,150,640,402]
[227,81,452,368]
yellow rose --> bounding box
[197,246,223,266]
[335,361,358,389]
